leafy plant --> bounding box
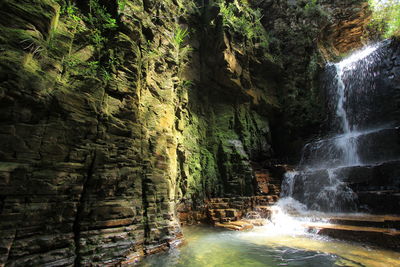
[170,26,192,65]
[57,1,85,61]
[91,30,106,47]
[101,67,113,81]
[63,55,82,69]
[66,2,81,23]
[173,27,189,48]
[86,0,118,31]
[85,61,99,75]
[63,55,100,77]
[83,0,118,56]
[142,40,163,61]
[180,80,193,89]
[305,0,318,10]
[176,0,200,16]
[218,0,269,50]
[51,0,120,81]
[19,28,64,60]
[117,0,127,12]
[139,40,163,77]
[368,0,400,38]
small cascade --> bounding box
[281,171,297,197]
[311,169,357,212]
[261,198,313,236]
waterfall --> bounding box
[330,44,383,167]
[280,41,398,213]
[332,62,360,166]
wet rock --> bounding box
[255,171,270,194]
[215,221,254,231]
[207,195,278,226]
[310,221,400,251]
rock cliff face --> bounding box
[0,0,375,265]
[260,0,373,160]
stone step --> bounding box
[254,173,282,185]
[214,219,266,231]
[277,211,400,250]
[306,222,400,250]
[208,208,242,223]
[206,195,281,224]
[214,220,254,231]
[208,208,239,218]
[307,222,400,235]
[357,127,400,165]
[323,213,400,222]
[269,184,281,188]
[209,198,231,203]
[323,213,400,229]
[285,212,400,250]
[253,195,279,205]
[207,202,230,209]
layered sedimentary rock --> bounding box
[319,0,372,58]
[0,0,377,265]
[0,0,274,265]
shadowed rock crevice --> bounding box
[140,175,151,249]
[73,151,97,267]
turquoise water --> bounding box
[137,225,380,267]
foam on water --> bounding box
[261,198,311,236]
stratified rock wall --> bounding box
[0,0,375,265]
[0,0,274,265]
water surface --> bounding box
[138,224,400,267]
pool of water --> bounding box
[138,224,400,267]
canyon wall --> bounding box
[0,0,373,265]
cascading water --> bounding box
[334,60,360,166]
[276,40,399,216]
[282,44,381,212]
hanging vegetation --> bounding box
[368,0,400,38]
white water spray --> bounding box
[259,198,313,236]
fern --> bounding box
[219,1,269,50]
